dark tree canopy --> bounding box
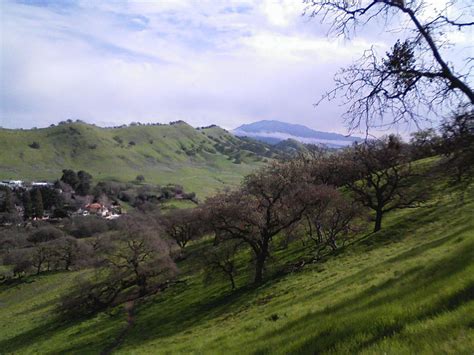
[0,188,15,213]
[61,169,79,189]
[60,169,92,195]
[32,189,44,218]
[76,170,93,196]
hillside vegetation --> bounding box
[0,161,472,354]
[0,121,299,197]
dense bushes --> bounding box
[65,216,109,238]
[27,226,64,244]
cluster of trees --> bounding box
[56,215,177,318]
[2,0,471,320]
[1,226,89,277]
[96,182,197,211]
[408,109,473,184]
[0,215,116,278]
[206,133,301,163]
[60,169,93,196]
[0,168,201,224]
[195,135,420,285]
[0,186,65,223]
[0,214,176,318]
[1,123,470,318]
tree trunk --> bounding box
[374,209,383,232]
[254,255,266,284]
[229,274,235,290]
[137,276,147,297]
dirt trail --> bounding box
[101,300,135,355]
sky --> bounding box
[0,0,471,135]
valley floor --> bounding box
[1,177,473,354]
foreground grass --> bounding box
[0,178,473,354]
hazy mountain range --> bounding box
[233,120,361,148]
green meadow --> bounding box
[0,162,472,354]
[0,122,262,198]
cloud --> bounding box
[259,0,304,27]
[0,0,415,134]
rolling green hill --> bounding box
[0,121,285,197]
[0,161,472,354]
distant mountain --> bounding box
[233,120,361,148]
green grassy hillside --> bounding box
[0,166,472,354]
[0,122,269,197]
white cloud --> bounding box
[0,0,444,135]
[241,32,383,62]
[259,0,304,27]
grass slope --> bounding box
[0,171,473,354]
[0,122,262,198]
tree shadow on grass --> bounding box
[112,203,473,352]
[250,239,474,354]
[121,281,261,347]
[0,304,125,354]
[0,277,36,293]
[0,317,76,353]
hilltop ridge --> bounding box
[0,121,306,197]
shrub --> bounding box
[67,216,109,238]
[27,226,64,244]
[3,249,33,277]
[113,136,123,144]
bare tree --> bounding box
[308,189,361,255]
[3,248,33,278]
[105,215,177,297]
[57,215,177,319]
[204,161,329,284]
[440,106,474,183]
[409,128,442,159]
[160,209,204,250]
[299,148,352,187]
[341,135,424,232]
[52,236,84,271]
[202,241,242,290]
[30,243,54,274]
[305,0,473,132]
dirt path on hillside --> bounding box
[101,300,135,355]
